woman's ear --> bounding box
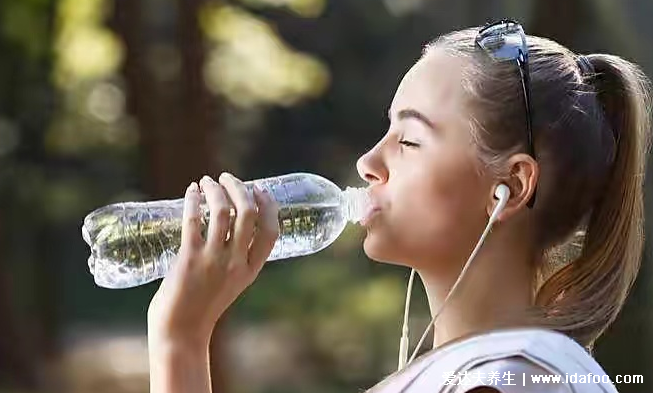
[486,153,539,222]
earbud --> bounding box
[494,183,510,202]
[490,183,510,224]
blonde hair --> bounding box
[429,29,652,351]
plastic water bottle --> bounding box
[82,173,371,289]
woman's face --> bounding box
[357,49,492,271]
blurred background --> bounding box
[0,0,651,392]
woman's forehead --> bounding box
[390,50,467,121]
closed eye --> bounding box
[399,139,420,148]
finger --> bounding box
[199,175,231,253]
[181,182,203,251]
[248,186,280,273]
[218,172,257,258]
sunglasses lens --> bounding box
[476,23,527,61]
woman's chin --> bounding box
[362,233,402,264]
[362,230,434,268]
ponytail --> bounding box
[534,54,652,350]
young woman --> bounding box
[146,20,651,392]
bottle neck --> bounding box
[341,187,371,224]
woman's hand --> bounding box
[147,173,280,348]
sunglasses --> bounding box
[475,19,536,208]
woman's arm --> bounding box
[148,338,211,393]
[147,174,280,393]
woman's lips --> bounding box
[359,188,382,226]
[359,205,381,226]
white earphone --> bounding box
[397,184,511,370]
[491,183,511,224]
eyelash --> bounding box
[399,139,420,148]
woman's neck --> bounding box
[417,233,536,349]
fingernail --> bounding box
[188,182,199,192]
[202,175,215,184]
[219,172,232,181]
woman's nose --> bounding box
[356,143,388,184]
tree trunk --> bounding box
[110,0,228,390]
[176,0,229,391]
[0,241,37,388]
[529,0,588,43]
[0,0,59,389]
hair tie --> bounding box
[576,55,594,75]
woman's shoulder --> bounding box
[449,355,570,393]
[446,327,609,377]
[443,328,617,392]
[368,327,617,393]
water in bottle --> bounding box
[82,173,371,289]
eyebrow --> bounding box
[389,108,437,130]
